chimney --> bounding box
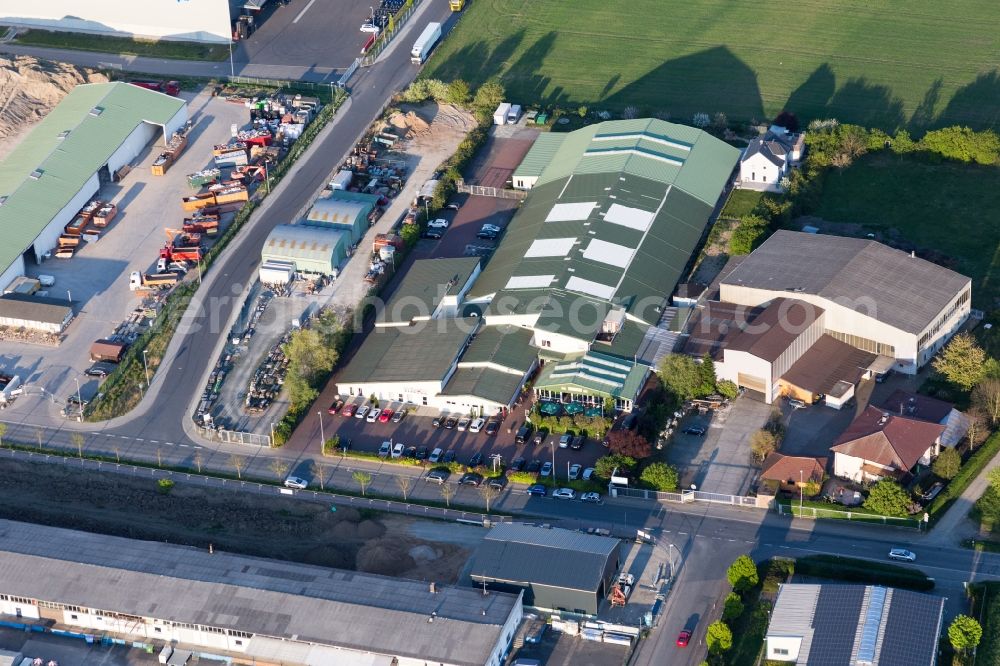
[910,250,916,258]
[429,582,436,594]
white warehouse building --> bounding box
[0,82,187,291]
[720,231,972,375]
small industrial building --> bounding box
[533,351,648,412]
[0,519,524,666]
[440,325,538,415]
[469,524,621,616]
[261,224,347,277]
[830,405,947,482]
[304,190,379,244]
[720,230,971,375]
[0,82,187,291]
[379,257,482,327]
[0,293,74,334]
[512,133,565,190]
[765,583,944,665]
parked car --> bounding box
[444,416,458,429]
[432,413,445,427]
[485,419,501,436]
[426,468,450,484]
[442,450,457,463]
[540,462,553,477]
[552,487,576,500]
[921,482,944,502]
[510,457,526,472]
[427,218,450,229]
[326,399,344,415]
[404,446,418,459]
[378,441,392,457]
[581,491,601,503]
[85,362,115,378]
[569,464,582,480]
[423,228,444,239]
[676,630,692,648]
[570,435,585,450]
[283,476,308,489]
[445,201,461,210]
[469,417,486,433]
[378,408,393,423]
[392,409,406,423]
[416,446,429,460]
[515,424,533,444]
[342,403,357,417]
[526,484,547,497]
[488,476,508,490]
[457,417,471,431]
[359,22,380,33]
[366,408,381,423]
[459,472,484,487]
[532,432,546,446]
[391,443,405,459]
[788,398,808,409]
[888,548,916,562]
[526,460,542,473]
[429,447,443,463]
[559,433,572,448]
[468,452,484,467]
[683,425,706,436]
[582,467,595,481]
[355,405,370,419]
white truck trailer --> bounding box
[411,22,442,64]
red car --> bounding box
[378,409,393,423]
[676,630,692,647]
[341,403,357,417]
[327,400,344,415]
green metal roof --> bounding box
[337,319,475,384]
[441,366,524,406]
[459,325,536,371]
[0,82,184,277]
[597,317,648,361]
[512,133,565,179]
[534,351,648,402]
[382,257,481,323]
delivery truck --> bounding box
[410,22,442,64]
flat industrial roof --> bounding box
[381,257,480,324]
[0,519,520,666]
[0,293,73,324]
[337,318,475,384]
[0,82,184,278]
[780,334,877,395]
[441,366,524,406]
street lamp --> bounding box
[228,40,235,77]
[74,377,82,422]
[799,469,804,514]
[317,411,325,451]
[142,349,150,387]
[270,422,276,445]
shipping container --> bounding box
[493,103,511,126]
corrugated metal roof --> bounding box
[306,196,371,225]
[262,224,345,263]
[381,257,480,323]
[441,366,523,405]
[337,319,475,384]
[513,133,565,178]
[533,351,647,401]
[0,82,185,278]
[0,519,519,666]
[0,293,73,325]
[459,325,536,371]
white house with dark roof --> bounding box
[738,125,804,192]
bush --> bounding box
[727,555,759,593]
[920,126,1000,165]
[722,592,743,620]
[507,471,538,485]
[863,479,911,517]
[975,582,1000,666]
[795,555,934,591]
[594,454,635,480]
[606,430,652,459]
[728,214,770,255]
[932,447,961,480]
[716,379,739,400]
[706,620,733,654]
[640,462,679,491]
[157,478,175,494]
[929,432,1000,521]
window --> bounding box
[827,330,894,356]
[154,627,162,633]
[774,648,789,656]
[70,614,78,621]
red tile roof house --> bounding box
[830,406,945,483]
[760,453,827,495]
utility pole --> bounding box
[317,411,325,451]
[142,349,150,387]
[74,377,83,422]
[799,469,804,514]
[228,40,235,77]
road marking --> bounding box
[177,443,187,448]
[135,438,144,442]
[293,0,317,23]
[149,440,159,444]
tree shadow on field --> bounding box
[603,46,764,122]
[781,64,905,131]
[506,31,557,104]
[908,78,942,133]
[937,70,1000,131]
[784,63,836,121]
[428,29,526,88]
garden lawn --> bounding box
[720,190,765,220]
[426,0,1000,130]
[815,153,1000,307]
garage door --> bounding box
[737,372,767,393]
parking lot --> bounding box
[0,89,250,420]
[511,629,630,666]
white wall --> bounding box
[32,172,100,263]
[0,597,40,620]
[162,104,189,142]
[532,329,589,355]
[106,122,158,176]
[717,350,775,402]
[513,175,538,190]
[338,380,445,406]
[766,635,802,662]
[0,0,233,43]
[0,255,25,292]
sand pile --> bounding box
[387,109,431,138]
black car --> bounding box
[683,425,707,436]
[444,416,458,429]
[442,450,457,463]
[432,414,444,428]
[415,446,429,460]
[459,472,483,487]
[84,363,115,378]
[468,452,484,467]
[570,435,585,450]
[485,419,500,436]
[510,457,526,472]
[488,475,508,490]
[525,459,541,473]
[515,424,533,444]
[423,228,444,239]
[526,484,547,497]
[403,446,418,458]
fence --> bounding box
[775,501,924,529]
[455,180,528,200]
[613,486,767,509]
[197,427,271,448]
[361,0,423,65]
[337,58,362,88]
[226,76,339,100]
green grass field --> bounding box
[427,0,1000,130]
[13,29,229,61]
[814,153,1000,306]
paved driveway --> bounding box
[666,397,771,495]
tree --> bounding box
[722,592,744,621]
[606,430,653,459]
[965,406,989,450]
[706,620,733,654]
[726,555,759,593]
[71,432,85,459]
[400,222,421,248]
[283,328,339,408]
[932,333,986,391]
[472,79,505,112]
[932,447,961,480]
[439,482,456,507]
[0,422,7,448]
[353,471,372,496]
[716,380,739,400]
[973,378,1000,426]
[750,429,779,464]
[268,459,290,482]
[729,215,769,255]
[948,614,982,655]
[311,461,328,491]
[34,427,43,450]
[322,435,341,456]
[640,462,679,491]
[230,455,247,479]
[396,474,413,501]
[192,451,203,473]
[698,354,717,396]
[658,354,705,400]
[444,79,471,105]
[988,467,1000,493]
[113,445,122,463]
[594,454,635,480]
[479,483,500,514]
[862,479,911,517]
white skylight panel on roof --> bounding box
[565,276,616,300]
[604,203,655,231]
[582,239,633,268]
[545,202,597,222]
[525,237,577,258]
[505,275,555,289]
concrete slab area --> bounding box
[0,90,248,419]
[512,630,630,666]
[0,626,159,665]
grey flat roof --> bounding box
[0,293,73,324]
[441,366,524,406]
[0,519,519,666]
[459,325,536,371]
[382,257,480,323]
[337,318,475,384]
[470,524,619,592]
[722,231,971,334]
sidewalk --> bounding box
[922,448,1000,546]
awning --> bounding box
[419,179,439,199]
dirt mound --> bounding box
[0,56,108,155]
[356,538,416,576]
[388,109,431,137]
[356,519,385,540]
[408,544,440,562]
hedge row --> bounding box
[974,582,1000,666]
[794,555,934,591]
[928,431,1000,522]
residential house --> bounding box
[877,389,970,447]
[830,406,945,482]
[760,453,826,495]
[738,125,804,192]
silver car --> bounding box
[283,476,308,489]
[888,548,916,562]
